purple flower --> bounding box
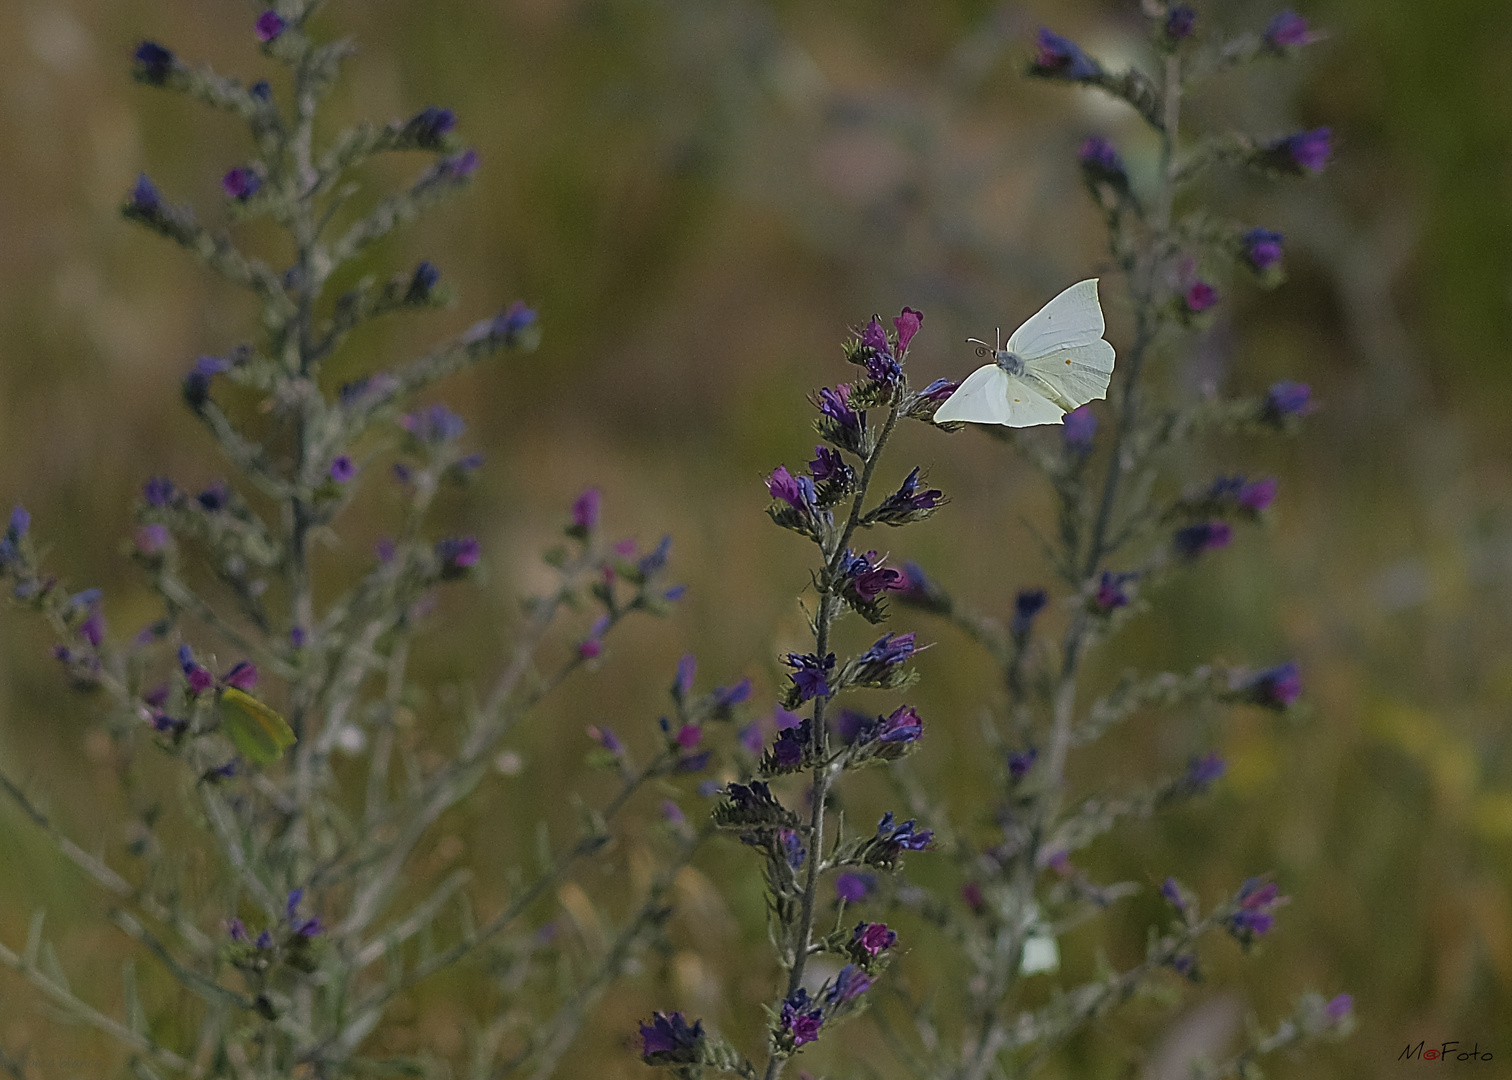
[826,964,872,1003]
[1272,127,1332,174]
[255,930,272,949]
[675,724,702,750]
[329,456,356,483]
[1229,877,1288,938]
[1265,10,1320,49]
[780,989,823,1046]
[134,524,170,556]
[133,41,174,84]
[661,799,686,825]
[407,106,457,148]
[1184,280,1219,313]
[774,706,802,730]
[206,760,238,781]
[221,661,258,692]
[579,615,610,660]
[407,260,440,301]
[724,779,779,813]
[838,549,906,605]
[227,918,248,942]
[738,722,764,754]
[255,11,286,42]
[197,481,229,512]
[1078,137,1127,190]
[1243,228,1285,271]
[1094,570,1132,612]
[637,535,672,577]
[142,476,174,507]
[1011,588,1048,636]
[870,466,944,524]
[1008,746,1038,780]
[1161,877,1187,912]
[249,80,272,102]
[444,148,479,179]
[917,377,958,403]
[767,464,804,507]
[861,317,902,386]
[1186,752,1226,790]
[876,811,933,854]
[1264,380,1312,421]
[1238,476,1277,511]
[674,654,696,697]
[813,384,866,450]
[809,445,853,486]
[571,487,601,531]
[639,1011,704,1063]
[894,307,923,353]
[783,652,834,702]
[835,872,876,903]
[129,174,162,215]
[771,721,809,769]
[402,403,467,444]
[1173,520,1232,557]
[78,607,105,649]
[1165,5,1197,40]
[179,645,214,695]
[713,678,752,708]
[1032,28,1102,81]
[1325,993,1353,1021]
[222,167,261,201]
[851,632,917,683]
[962,881,985,912]
[1241,661,1302,709]
[877,704,923,744]
[588,725,623,754]
[493,300,535,338]
[853,921,897,955]
[780,827,806,869]
[435,535,480,577]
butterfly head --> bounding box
[966,328,1024,375]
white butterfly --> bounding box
[934,278,1116,427]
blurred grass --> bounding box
[1,0,1510,1077]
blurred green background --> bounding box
[1,0,1510,1077]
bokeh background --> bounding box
[1,0,1510,1077]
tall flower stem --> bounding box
[764,401,903,1080]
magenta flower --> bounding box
[780,989,823,1046]
[222,167,261,201]
[835,872,876,903]
[639,1011,704,1063]
[894,307,923,353]
[853,921,897,956]
[1184,280,1219,313]
[255,11,286,42]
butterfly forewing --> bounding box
[1007,279,1107,360]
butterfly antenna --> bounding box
[965,337,993,357]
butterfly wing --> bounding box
[1007,278,1108,360]
[934,364,1014,425]
[220,687,297,765]
[1000,377,1069,427]
[1022,339,1116,410]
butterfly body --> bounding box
[935,279,1116,427]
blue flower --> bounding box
[1263,380,1312,422]
[1011,588,1048,636]
[407,261,441,301]
[638,1011,704,1063]
[783,652,835,702]
[876,811,933,854]
[869,467,944,524]
[1031,28,1101,81]
[129,174,162,215]
[134,42,174,84]
[407,106,457,148]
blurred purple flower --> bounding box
[1240,660,1302,709]
[1011,588,1048,636]
[255,11,286,41]
[1186,751,1226,790]
[639,1011,703,1062]
[1173,520,1232,557]
[780,989,823,1046]
[572,487,601,531]
[134,41,174,84]
[222,661,258,691]
[435,535,480,577]
[1094,570,1132,611]
[1264,380,1313,421]
[1243,228,1285,271]
[835,872,876,903]
[1265,10,1321,49]
[329,456,356,483]
[1184,280,1219,313]
[408,105,456,147]
[1032,27,1101,80]
[222,167,261,201]
[1165,5,1197,40]
[1008,746,1038,780]
[674,653,696,697]
[1325,993,1353,1021]
[1273,127,1332,173]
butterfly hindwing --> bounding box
[934,365,1014,425]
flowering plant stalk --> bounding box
[639,4,1352,1079]
[0,5,722,1077]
